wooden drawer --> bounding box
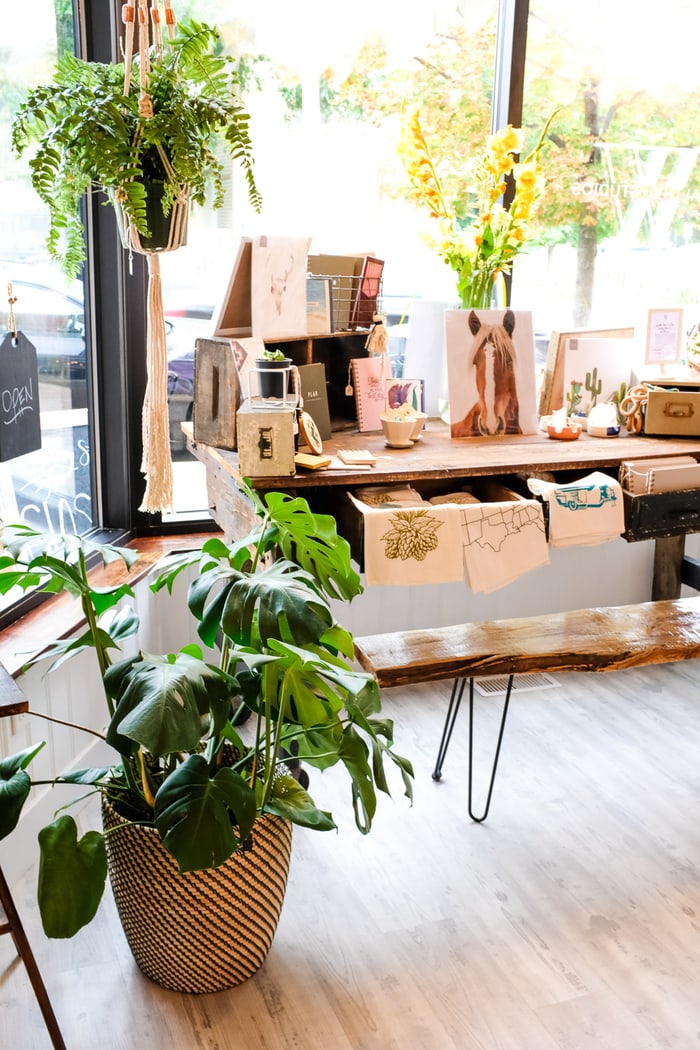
[623,487,700,540]
[337,476,530,570]
[339,475,700,557]
[644,383,700,436]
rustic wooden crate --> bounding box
[236,404,296,477]
[644,382,700,436]
[193,337,242,450]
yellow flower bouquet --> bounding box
[400,109,557,309]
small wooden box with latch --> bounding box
[642,380,700,436]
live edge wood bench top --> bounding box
[353,596,700,689]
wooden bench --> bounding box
[354,596,700,822]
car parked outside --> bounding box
[163,301,214,455]
[0,275,209,452]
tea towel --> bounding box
[354,484,425,508]
[459,499,549,593]
[349,495,463,586]
[527,470,625,547]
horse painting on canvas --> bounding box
[451,309,522,438]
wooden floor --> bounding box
[4,661,700,1049]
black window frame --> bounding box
[83,0,206,539]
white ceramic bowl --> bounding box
[380,414,416,447]
[409,411,428,440]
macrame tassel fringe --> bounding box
[139,253,173,512]
[365,313,389,356]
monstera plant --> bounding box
[0,484,413,989]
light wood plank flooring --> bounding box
[4,660,700,1049]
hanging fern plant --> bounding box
[12,18,262,279]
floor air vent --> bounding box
[473,672,559,696]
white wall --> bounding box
[335,535,658,636]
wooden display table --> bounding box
[182,420,700,600]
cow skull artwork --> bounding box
[250,235,311,338]
[269,254,294,315]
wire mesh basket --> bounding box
[307,268,384,334]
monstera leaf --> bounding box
[105,649,235,758]
[37,815,108,938]
[264,773,335,830]
[0,743,44,840]
[190,558,334,651]
[263,491,361,602]
[154,754,257,872]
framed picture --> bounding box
[645,308,683,367]
[445,308,538,438]
[538,326,635,416]
[213,236,313,341]
[385,377,423,413]
[306,276,333,335]
[212,236,253,337]
[307,253,366,331]
[349,256,384,329]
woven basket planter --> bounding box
[102,799,293,993]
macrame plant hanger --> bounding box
[121,0,183,514]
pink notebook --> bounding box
[351,355,392,432]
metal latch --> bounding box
[663,400,695,419]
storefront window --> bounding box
[16,3,687,530]
[0,1,94,537]
[159,1,500,516]
[515,0,700,339]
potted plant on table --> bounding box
[0,485,413,992]
[255,347,294,399]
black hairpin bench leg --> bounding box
[468,674,514,823]
[432,676,467,782]
[0,864,66,1050]
[433,674,514,822]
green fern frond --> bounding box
[11,18,261,280]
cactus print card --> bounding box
[563,336,635,419]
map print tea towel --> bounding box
[459,499,548,593]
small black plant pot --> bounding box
[113,180,189,254]
[140,180,189,251]
[256,358,293,399]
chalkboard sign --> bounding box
[0,330,42,461]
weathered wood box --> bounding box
[193,337,243,450]
[236,403,296,477]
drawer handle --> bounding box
[663,400,695,419]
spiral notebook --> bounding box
[351,354,392,432]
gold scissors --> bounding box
[619,384,651,434]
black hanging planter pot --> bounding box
[113,180,189,256]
